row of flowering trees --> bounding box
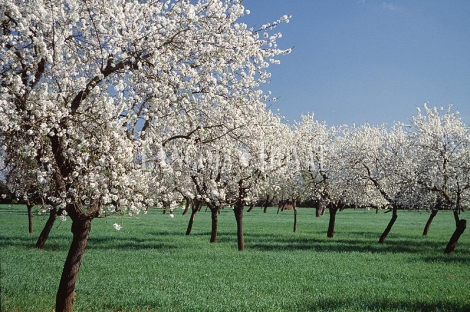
[158,103,470,251]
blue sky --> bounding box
[241,0,470,126]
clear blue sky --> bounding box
[241,0,470,126]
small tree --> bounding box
[411,105,470,235]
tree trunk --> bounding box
[55,217,92,312]
[233,201,245,251]
[422,209,438,236]
[378,207,397,244]
[444,219,466,254]
[185,208,197,236]
[327,207,338,238]
[27,201,34,233]
[293,207,297,233]
[453,209,460,226]
[263,194,272,213]
[247,203,254,212]
[36,207,58,249]
[316,200,326,217]
[182,198,191,216]
[185,201,201,236]
[263,201,269,213]
[210,207,218,243]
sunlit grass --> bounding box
[1,205,469,311]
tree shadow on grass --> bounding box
[300,297,470,312]
[93,294,470,312]
[2,226,467,259]
[244,231,470,258]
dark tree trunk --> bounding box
[293,207,297,233]
[36,207,58,249]
[263,194,272,213]
[316,200,326,217]
[327,207,338,238]
[247,203,254,212]
[378,207,398,244]
[444,219,466,254]
[185,206,197,236]
[263,201,269,213]
[182,198,191,215]
[423,209,438,236]
[185,201,202,235]
[453,209,460,226]
[210,207,218,243]
[27,201,34,233]
[55,217,92,312]
[233,201,245,251]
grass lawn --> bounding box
[1,204,469,311]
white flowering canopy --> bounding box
[410,104,470,210]
[0,0,291,217]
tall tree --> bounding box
[0,1,289,310]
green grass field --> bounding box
[1,204,469,312]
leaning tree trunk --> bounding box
[327,207,338,238]
[444,219,467,254]
[247,203,254,212]
[233,201,245,251]
[185,207,197,235]
[423,209,438,236]
[185,201,201,236]
[453,209,460,227]
[210,206,219,243]
[36,207,59,249]
[378,206,398,244]
[27,201,34,233]
[55,216,92,312]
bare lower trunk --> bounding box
[185,201,201,236]
[444,219,466,254]
[263,195,272,213]
[327,207,338,238]
[27,202,34,233]
[55,217,92,312]
[293,208,297,233]
[453,209,460,226]
[316,200,326,217]
[185,209,197,236]
[378,207,397,244]
[233,202,245,251]
[423,209,438,236]
[36,207,58,249]
[263,202,269,213]
[210,207,218,243]
[247,203,254,212]
[182,198,191,216]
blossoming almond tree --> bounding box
[344,124,420,243]
[0,0,290,310]
[410,105,469,252]
[411,105,470,230]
